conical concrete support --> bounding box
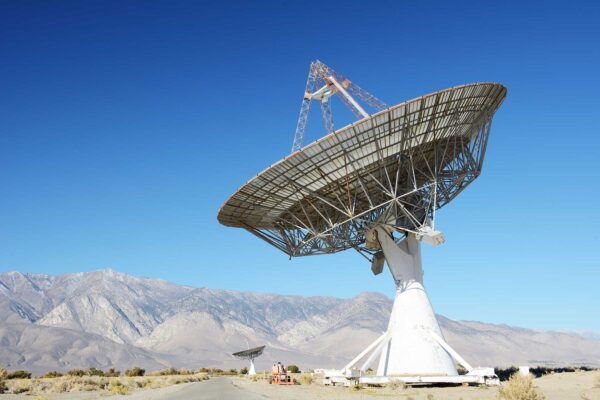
[375,227,457,376]
[248,359,256,376]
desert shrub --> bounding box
[134,378,149,388]
[528,366,576,378]
[207,368,236,376]
[0,367,7,394]
[299,373,313,385]
[82,378,99,386]
[109,382,129,395]
[86,367,104,376]
[497,373,545,400]
[167,376,183,385]
[42,371,62,378]
[287,364,300,373]
[496,366,586,381]
[67,369,86,377]
[154,367,193,376]
[240,367,248,375]
[105,368,120,377]
[9,379,31,394]
[33,380,53,392]
[7,370,32,379]
[181,369,195,375]
[50,379,69,393]
[164,367,180,376]
[98,377,110,389]
[495,367,519,381]
[124,367,145,377]
[146,379,166,389]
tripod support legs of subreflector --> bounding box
[343,227,473,377]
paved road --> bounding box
[128,377,268,400]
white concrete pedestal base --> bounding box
[248,359,256,376]
[337,228,497,385]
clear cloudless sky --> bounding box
[1,0,599,331]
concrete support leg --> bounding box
[374,227,457,376]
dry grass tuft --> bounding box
[497,373,545,400]
[299,373,313,385]
[0,367,7,394]
[10,380,31,394]
[109,382,129,395]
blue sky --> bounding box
[1,1,599,331]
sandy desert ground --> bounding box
[2,371,599,400]
[234,372,600,400]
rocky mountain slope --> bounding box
[0,270,598,375]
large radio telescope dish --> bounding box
[232,345,265,360]
[218,61,507,384]
[232,345,265,376]
[218,64,505,259]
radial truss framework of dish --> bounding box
[232,346,266,360]
[218,83,506,257]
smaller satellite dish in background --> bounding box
[232,345,266,376]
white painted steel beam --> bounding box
[342,331,390,372]
[429,331,474,372]
[328,76,369,118]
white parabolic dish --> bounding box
[219,82,506,258]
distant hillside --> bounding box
[0,270,599,375]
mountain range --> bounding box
[0,269,599,375]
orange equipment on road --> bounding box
[269,362,295,385]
